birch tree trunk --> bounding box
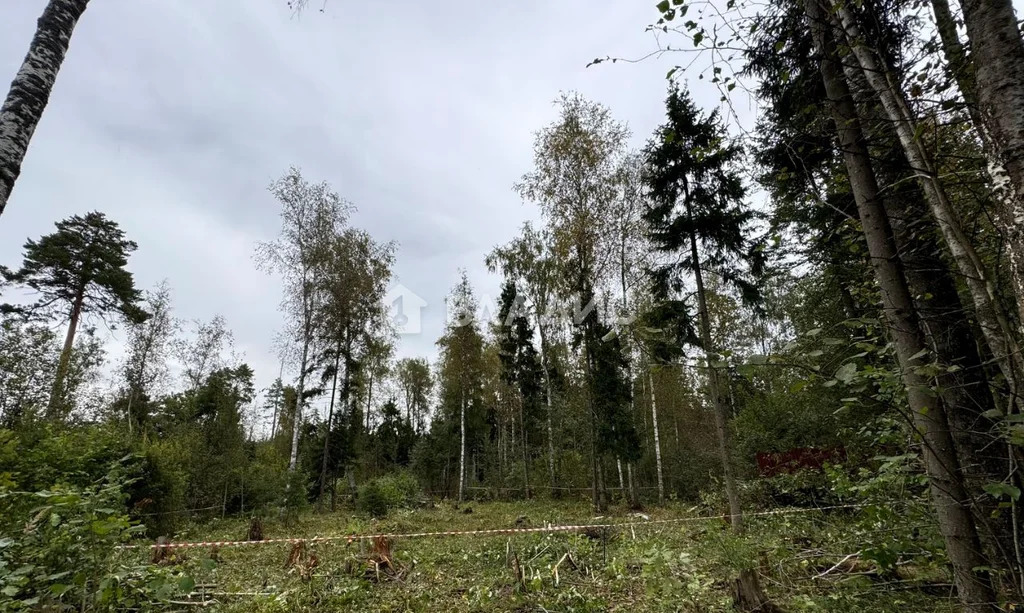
[289,341,308,472]
[648,370,665,505]
[538,329,557,494]
[959,0,1024,330]
[289,309,311,472]
[458,389,466,503]
[365,372,373,431]
[0,0,90,215]
[616,458,625,499]
[805,4,997,608]
[831,0,1024,411]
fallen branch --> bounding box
[553,551,580,586]
[813,552,860,579]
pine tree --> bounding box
[4,211,147,419]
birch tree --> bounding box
[957,0,1024,326]
[0,0,90,215]
[826,0,1024,415]
[436,272,485,503]
[315,227,394,504]
[802,4,998,607]
[120,281,176,434]
[395,357,433,435]
[515,93,628,512]
[256,167,351,472]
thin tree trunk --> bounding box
[626,462,637,507]
[959,0,1024,331]
[805,4,997,608]
[686,211,741,530]
[683,145,773,611]
[318,349,341,506]
[498,417,504,482]
[0,0,90,215]
[365,372,373,431]
[289,327,310,472]
[270,359,283,441]
[931,0,981,126]
[648,370,665,505]
[615,458,624,501]
[47,286,83,419]
[584,338,605,512]
[458,388,466,503]
[519,395,531,498]
[538,330,558,495]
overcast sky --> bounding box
[0,0,734,410]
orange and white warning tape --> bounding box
[117,503,865,551]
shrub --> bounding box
[357,472,421,518]
[0,467,184,611]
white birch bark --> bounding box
[806,3,998,606]
[832,1,1024,410]
[959,0,1024,333]
[458,389,466,503]
[648,370,665,505]
[0,0,90,215]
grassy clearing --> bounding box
[126,499,958,612]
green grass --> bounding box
[121,499,959,612]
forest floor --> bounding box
[126,499,959,612]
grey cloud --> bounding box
[0,0,720,408]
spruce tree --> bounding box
[643,86,770,609]
[495,279,544,498]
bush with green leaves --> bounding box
[0,469,186,611]
[356,472,421,518]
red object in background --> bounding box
[756,447,846,477]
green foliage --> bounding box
[644,85,763,309]
[356,472,421,518]
[746,469,839,509]
[0,320,58,428]
[2,212,147,326]
[826,417,943,575]
[1,424,137,493]
[0,469,183,611]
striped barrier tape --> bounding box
[117,503,865,551]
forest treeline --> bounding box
[2,0,1024,610]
